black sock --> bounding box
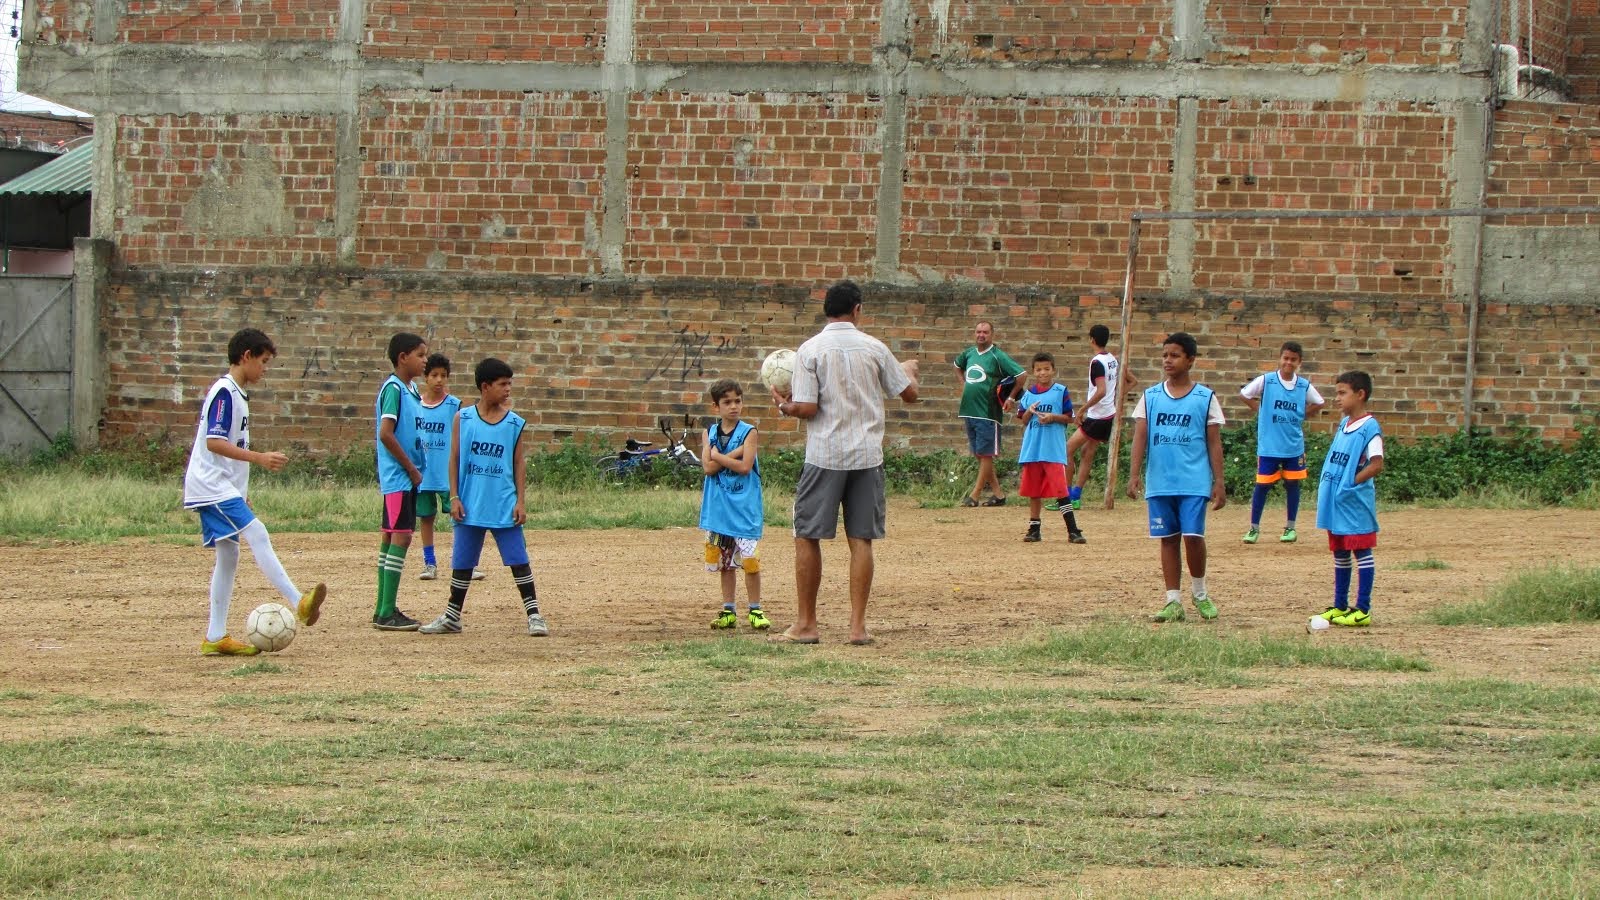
[1063,510,1082,533]
[511,563,539,616]
[444,570,472,623]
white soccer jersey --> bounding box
[183,376,251,508]
[1086,352,1121,419]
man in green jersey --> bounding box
[953,321,1025,507]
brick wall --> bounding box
[625,93,883,282]
[98,271,1598,456]
[635,0,879,64]
[1192,100,1455,296]
[363,1,607,62]
[1567,0,1600,104]
[119,0,337,43]
[27,0,90,46]
[910,0,1173,63]
[902,97,1175,288]
[1487,100,1600,225]
[116,114,340,268]
[1205,0,1466,65]
[0,111,92,148]
[356,91,607,275]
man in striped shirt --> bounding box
[771,280,920,645]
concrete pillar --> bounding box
[600,0,637,279]
[335,0,365,265]
[71,238,111,449]
[1166,97,1199,294]
[873,0,912,284]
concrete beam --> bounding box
[1449,101,1490,300]
[1165,97,1198,294]
[599,0,637,279]
[873,0,912,284]
[1481,226,1600,304]
[71,238,112,449]
[20,45,1493,115]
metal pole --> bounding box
[1102,217,1141,510]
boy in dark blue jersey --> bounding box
[1127,332,1227,623]
[700,379,769,631]
[1312,371,1384,628]
[419,358,549,636]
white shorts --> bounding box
[704,532,760,573]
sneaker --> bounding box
[296,582,327,627]
[1044,499,1061,512]
[747,608,771,630]
[1242,527,1260,544]
[1280,528,1298,543]
[1068,531,1087,545]
[527,613,550,637]
[471,569,486,581]
[372,611,421,631]
[712,608,738,630]
[1152,600,1185,623]
[418,614,462,634]
[418,564,438,581]
[1192,594,1219,620]
[1069,497,1082,511]
[1314,606,1347,623]
[200,635,260,656]
[1023,527,1042,543]
[1330,608,1371,627]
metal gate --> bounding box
[0,276,74,458]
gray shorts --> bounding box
[792,464,886,540]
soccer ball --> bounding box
[760,349,797,393]
[246,602,299,652]
[1307,615,1331,633]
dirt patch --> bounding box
[3,504,1599,723]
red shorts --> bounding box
[1019,461,1068,499]
[1328,532,1378,551]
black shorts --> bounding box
[1079,416,1114,442]
[381,489,418,534]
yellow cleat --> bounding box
[297,582,327,627]
[201,635,260,656]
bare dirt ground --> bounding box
[5,503,1599,701]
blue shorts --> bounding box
[963,417,1000,457]
[1256,455,1309,484]
[193,497,256,547]
[451,524,530,569]
[1147,495,1210,538]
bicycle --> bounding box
[595,415,703,482]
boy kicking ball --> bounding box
[183,328,326,656]
[1311,372,1385,628]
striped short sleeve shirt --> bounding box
[790,322,913,471]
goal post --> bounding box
[1100,204,1600,509]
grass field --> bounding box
[2,482,1599,896]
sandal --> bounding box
[981,495,1007,507]
[960,496,980,507]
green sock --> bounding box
[378,544,408,617]
[375,546,391,617]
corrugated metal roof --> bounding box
[0,140,93,195]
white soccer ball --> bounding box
[1307,615,1331,633]
[246,602,299,652]
[760,349,797,393]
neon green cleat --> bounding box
[1152,600,1186,623]
[746,608,771,630]
[1314,606,1346,623]
[1044,499,1061,512]
[1280,528,1298,543]
[200,636,259,657]
[297,582,327,627]
[711,608,737,630]
[1070,497,1082,510]
[1193,594,1219,620]
[1330,608,1371,627]
[1242,527,1260,544]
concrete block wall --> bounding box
[16,0,1600,453]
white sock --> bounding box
[1191,576,1207,597]
[240,519,301,604]
[207,540,241,641]
[1165,589,1181,605]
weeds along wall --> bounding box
[19,1,1600,451]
